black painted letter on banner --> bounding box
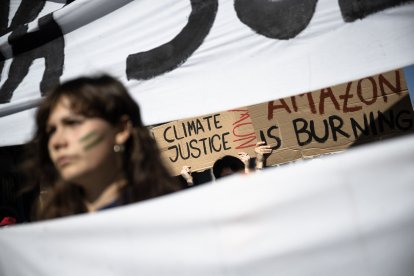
[234,0,318,40]
[0,2,10,81]
[338,0,414,22]
[0,0,65,103]
[126,0,218,80]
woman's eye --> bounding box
[68,120,79,125]
[65,118,84,126]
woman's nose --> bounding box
[50,128,68,151]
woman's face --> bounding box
[47,97,121,185]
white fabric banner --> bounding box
[1,134,414,276]
[0,0,414,146]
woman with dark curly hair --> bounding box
[25,75,180,220]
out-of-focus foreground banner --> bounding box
[0,0,414,146]
[1,134,414,276]
[152,69,414,175]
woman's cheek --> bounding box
[77,129,105,152]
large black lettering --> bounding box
[369,112,378,136]
[168,145,179,162]
[396,110,413,131]
[126,0,218,80]
[210,134,222,152]
[259,125,282,149]
[213,114,222,129]
[234,0,318,40]
[310,119,329,143]
[163,126,174,143]
[222,132,231,150]
[181,122,188,137]
[0,2,9,81]
[0,0,67,103]
[328,115,350,141]
[293,118,312,146]
[178,143,191,160]
[189,139,201,158]
[350,115,370,138]
[187,120,197,136]
[195,119,205,134]
[0,2,9,35]
[199,137,208,155]
[0,0,45,89]
[202,115,213,131]
[173,125,185,140]
[338,0,414,22]
[377,110,395,132]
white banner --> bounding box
[1,0,414,146]
[1,134,413,275]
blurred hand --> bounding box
[255,141,273,162]
[237,152,251,165]
[180,165,194,185]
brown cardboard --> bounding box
[250,69,413,166]
[152,69,414,175]
[151,110,257,175]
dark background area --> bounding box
[0,145,36,223]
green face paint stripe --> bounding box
[79,130,99,143]
[83,133,105,151]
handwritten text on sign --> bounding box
[153,69,413,174]
[151,111,256,175]
[252,69,413,164]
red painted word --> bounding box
[268,71,402,120]
[229,109,257,149]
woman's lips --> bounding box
[56,155,75,168]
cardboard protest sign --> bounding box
[151,110,257,175]
[249,69,414,166]
[152,69,413,175]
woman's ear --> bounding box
[115,115,133,145]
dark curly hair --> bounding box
[24,75,180,220]
[212,155,245,179]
